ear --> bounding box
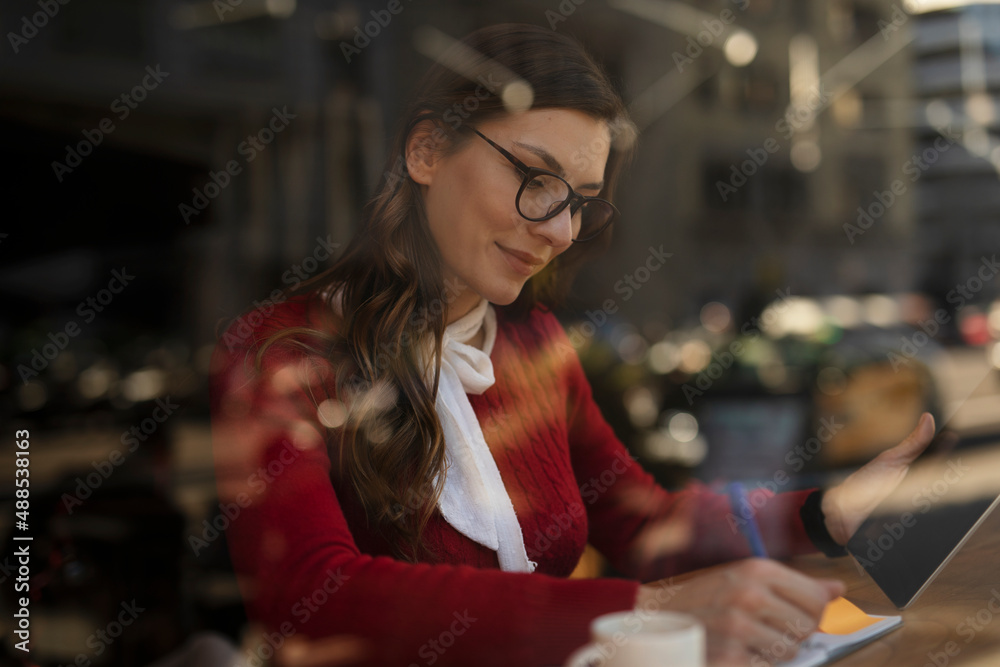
[405,120,448,186]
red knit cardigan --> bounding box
[208,291,818,666]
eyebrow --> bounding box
[511,140,605,192]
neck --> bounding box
[445,295,487,350]
[445,293,485,326]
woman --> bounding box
[209,23,934,667]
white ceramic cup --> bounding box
[564,610,705,667]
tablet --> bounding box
[845,375,1000,609]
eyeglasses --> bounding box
[471,128,619,243]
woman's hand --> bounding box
[636,559,844,666]
[821,412,936,546]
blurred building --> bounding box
[568,0,920,334]
[910,5,1000,307]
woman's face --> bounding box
[409,108,612,323]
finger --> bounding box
[744,613,810,659]
[760,579,846,659]
[770,573,843,621]
[881,412,935,464]
[707,609,791,660]
[753,579,844,646]
[821,579,847,599]
[753,592,821,637]
[729,560,836,620]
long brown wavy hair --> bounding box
[258,23,635,561]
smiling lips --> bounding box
[497,244,544,277]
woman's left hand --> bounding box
[821,412,936,546]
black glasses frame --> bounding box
[470,128,619,243]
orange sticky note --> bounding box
[818,597,881,635]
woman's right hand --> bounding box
[635,558,845,666]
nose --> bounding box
[530,203,575,249]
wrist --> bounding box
[801,490,849,557]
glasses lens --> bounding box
[575,200,614,241]
[516,171,615,241]
[518,173,570,220]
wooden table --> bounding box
[785,502,1000,666]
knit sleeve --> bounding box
[208,306,642,667]
[543,315,819,581]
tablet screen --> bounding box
[846,377,1000,609]
[847,489,998,608]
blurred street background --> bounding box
[1,0,999,664]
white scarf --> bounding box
[323,286,535,572]
[430,299,536,573]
